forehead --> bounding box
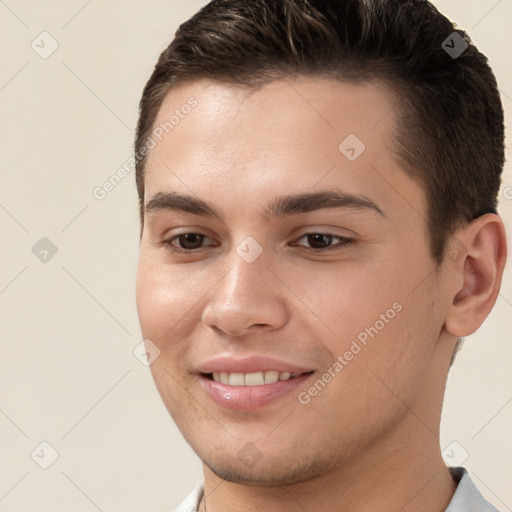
[143,77,425,224]
[150,77,399,151]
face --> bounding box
[136,77,451,485]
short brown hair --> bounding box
[135,0,505,263]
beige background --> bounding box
[0,0,510,510]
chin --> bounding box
[200,448,333,487]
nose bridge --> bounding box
[218,242,272,306]
[202,240,288,333]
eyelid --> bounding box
[160,225,215,241]
[290,224,357,238]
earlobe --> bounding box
[444,214,507,337]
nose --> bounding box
[201,250,289,337]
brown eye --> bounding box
[291,233,354,252]
[175,233,206,249]
[161,232,217,254]
[306,234,336,249]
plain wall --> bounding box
[0,0,510,510]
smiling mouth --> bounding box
[203,370,313,386]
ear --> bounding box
[444,213,507,337]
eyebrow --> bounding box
[145,190,385,220]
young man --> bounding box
[134,0,507,510]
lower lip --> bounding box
[199,373,314,410]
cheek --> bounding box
[287,259,404,343]
[289,255,438,388]
[344,279,442,408]
[135,256,207,345]
[136,257,205,415]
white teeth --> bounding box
[228,373,245,386]
[264,370,279,384]
[211,370,299,386]
[245,372,265,386]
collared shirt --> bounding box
[446,467,499,512]
[174,467,500,511]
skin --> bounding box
[135,77,507,512]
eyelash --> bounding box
[160,232,354,254]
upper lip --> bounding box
[197,355,313,374]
